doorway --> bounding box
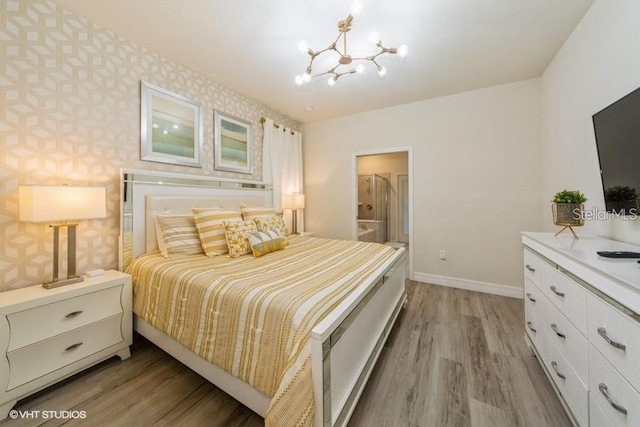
[353,147,413,279]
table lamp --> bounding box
[282,193,305,234]
[19,185,107,288]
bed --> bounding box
[119,169,406,426]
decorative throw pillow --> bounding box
[224,220,258,258]
[254,215,289,237]
[192,208,243,256]
[154,215,204,258]
[241,205,276,221]
[248,228,285,257]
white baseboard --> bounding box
[412,272,523,299]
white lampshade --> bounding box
[19,185,107,222]
[282,193,305,210]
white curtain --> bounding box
[263,118,304,231]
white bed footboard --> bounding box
[311,248,406,427]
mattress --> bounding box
[127,235,397,426]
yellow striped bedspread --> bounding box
[128,235,397,426]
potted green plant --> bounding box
[552,190,587,238]
[605,185,638,215]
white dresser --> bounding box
[0,270,132,419]
[522,232,640,427]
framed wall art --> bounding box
[214,110,252,174]
[141,81,203,167]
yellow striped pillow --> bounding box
[224,220,258,258]
[241,206,276,221]
[248,229,285,257]
[192,208,242,256]
[154,215,204,258]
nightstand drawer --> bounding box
[6,314,124,390]
[7,285,123,351]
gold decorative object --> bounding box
[294,0,408,87]
[552,203,584,239]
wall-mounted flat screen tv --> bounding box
[592,86,640,215]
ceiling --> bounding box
[50,0,595,123]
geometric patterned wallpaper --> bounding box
[0,0,298,290]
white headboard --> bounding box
[120,169,272,271]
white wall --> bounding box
[303,79,542,290]
[540,0,640,245]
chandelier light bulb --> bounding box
[295,75,304,86]
[328,76,337,87]
[397,45,409,58]
[302,72,312,83]
[297,40,309,53]
[377,66,387,78]
[356,64,365,74]
[368,31,380,45]
[350,0,364,16]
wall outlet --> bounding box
[439,250,446,260]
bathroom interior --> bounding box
[356,152,409,249]
[357,174,389,243]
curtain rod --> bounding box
[260,117,295,135]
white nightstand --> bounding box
[0,270,132,419]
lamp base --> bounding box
[42,276,84,289]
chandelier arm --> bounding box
[312,64,341,79]
[369,57,382,69]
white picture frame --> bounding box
[141,81,203,168]
[214,110,252,174]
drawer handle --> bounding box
[526,293,536,303]
[526,321,537,333]
[550,323,566,339]
[549,285,565,298]
[65,310,84,318]
[597,327,626,351]
[598,383,628,416]
[65,342,83,352]
[525,264,536,272]
[551,361,566,380]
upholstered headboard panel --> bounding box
[120,169,272,271]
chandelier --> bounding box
[294,1,408,87]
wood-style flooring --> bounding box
[0,281,571,427]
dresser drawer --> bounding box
[541,266,587,335]
[524,278,543,345]
[6,314,124,390]
[589,345,640,427]
[523,249,544,288]
[590,392,615,427]
[539,329,588,427]
[542,296,588,385]
[7,285,123,351]
[587,293,640,393]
